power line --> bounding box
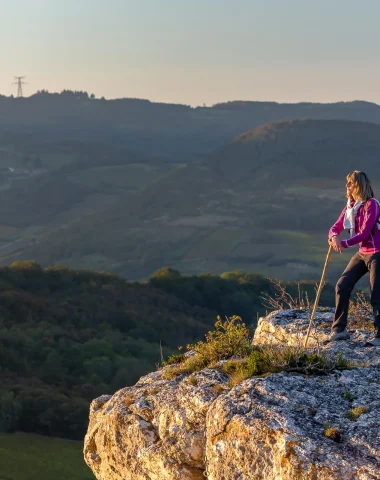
[13,76,27,98]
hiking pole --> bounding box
[304,244,333,348]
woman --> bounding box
[328,170,380,346]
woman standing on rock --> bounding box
[328,170,380,346]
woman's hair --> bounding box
[346,170,374,201]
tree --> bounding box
[0,391,22,432]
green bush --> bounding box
[162,355,208,380]
[163,353,186,366]
[162,315,352,383]
[186,315,252,364]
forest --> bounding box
[0,261,335,439]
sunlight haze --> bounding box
[1,0,379,105]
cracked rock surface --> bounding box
[205,367,379,480]
[253,307,380,367]
[84,308,380,480]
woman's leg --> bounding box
[332,253,368,333]
[367,253,380,339]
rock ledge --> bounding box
[84,308,380,480]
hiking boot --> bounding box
[364,337,380,347]
[327,331,350,342]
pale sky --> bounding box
[1,0,379,106]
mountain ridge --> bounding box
[2,94,380,160]
[3,118,380,281]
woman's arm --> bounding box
[328,206,347,241]
[341,199,379,248]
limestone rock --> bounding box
[205,367,380,479]
[253,307,380,367]
[84,368,229,479]
[84,308,380,480]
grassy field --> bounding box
[0,433,95,480]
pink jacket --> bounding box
[329,198,380,254]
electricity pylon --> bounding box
[13,76,27,97]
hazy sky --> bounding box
[1,0,379,106]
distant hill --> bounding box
[0,137,176,227]
[1,92,380,160]
[5,118,380,281]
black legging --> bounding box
[333,252,380,337]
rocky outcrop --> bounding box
[84,308,380,480]
[253,307,380,367]
[84,368,226,480]
[206,367,379,480]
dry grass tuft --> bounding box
[348,291,374,330]
[346,405,370,421]
[220,345,351,387]
[162,355,207,380]
[324,424,342,443]
[187,376,198,386]
[260,278,311,311]
[210,384,225,395]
